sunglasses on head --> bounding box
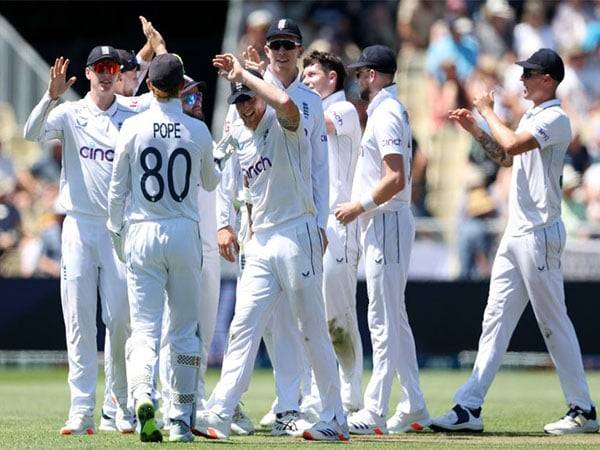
[268,40,299,51]
[183,92,203,106]
[522,68,545,79]
[91,60,120,75]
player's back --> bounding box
[122,98,213,223]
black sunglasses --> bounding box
[522,68,545,79]
[268,40,299,51]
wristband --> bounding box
[360,193,378,212]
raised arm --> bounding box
[24,57,75,141]
[213,53,300,131]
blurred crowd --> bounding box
[2,0,600,279]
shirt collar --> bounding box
[366,84,397,116]
[322,90,346,110]
[149,96,184,113]
[525,98,561,118]
[84,92,118,117]
[264,66,301,92]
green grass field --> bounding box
[1,367,599,448]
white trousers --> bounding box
[60,214,129,418]
[125,218,203,424]
[362,208,426,416]
[159,248,220,410]
[207,217,345,423]
[454,220,595,410]
[323,215,363,411]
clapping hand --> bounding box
[213,53,244,83]
[241,45,266,74]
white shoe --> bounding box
[544,406,599,435]
[300,406,320,424]
[303,419,350,441]
[115,408,136,433]
[193,410,230,440]
[169,419,194,442]
[231,404,255,435]
[99,410,117,432]
[60,414,95,435]
[430,404,483,432]
[260,410,276,428]
[136,399,163,442]
[348,408,388,435]
[387,408,432,433]
[271,410,312,437]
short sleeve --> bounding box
[326,101,359,137]
[372,106,410,158]
[527,110,571,151]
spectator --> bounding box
[236,9,272,63]
[426,16,479,84]
[583,163,600,237]
[457,166,497,279]
[397,0,445,51]
[0,177,21,277]
[473,0,515,59]
[561,164,587,238]
[552,0,598,52]
[513,0,555,60]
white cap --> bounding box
[485,0,514,19]
[247,9,272,28]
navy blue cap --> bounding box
[149,54,184,91]
[347,45,397,74]
[86,45,120,66]
[117,49,140,72]
[516,48,565,82]
[266,18,302,42]
[227,69,263,104]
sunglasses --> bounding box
[183,92,203,106]
[522,68,545,79]
[91,61,120,75]
[268,40,299,51]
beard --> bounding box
[359,84,370,101]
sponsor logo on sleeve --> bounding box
[332,111,343,127]
[302,102,309,119]
[536,126,550,142]
[320,134,327,142]
[381,137,402,147]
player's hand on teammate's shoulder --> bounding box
[334,201,364,225]
[213,53,244,83]
[48,57,76,100]
[217,225,240,262]
[242,46,267,75]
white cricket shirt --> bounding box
[507,99,571,235]
[352,84,413,219]
[322,90,361,211]
[107,98,219,232]
[226,107,315,231]
[24,92,139,218]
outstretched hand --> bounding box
[241,46,267,74]
[213,53,244,83]
[448,108,479,135]
[48,57,76,100]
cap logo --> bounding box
[278,19,286,30]
[101,46,110,55]
[235,82,244,90]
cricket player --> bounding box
[302,50,363,413]
[23,47,137,435]
[194,53,348,442]
[107,53,220,442]
[101,16,167,431]
[336,45,431,434]
[232,18,329,433]
[431,49,598,435]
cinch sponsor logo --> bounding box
[242,155,272,179]
[381,138,401,147]
[79,146,114,162]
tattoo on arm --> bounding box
[475,131,513,167]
